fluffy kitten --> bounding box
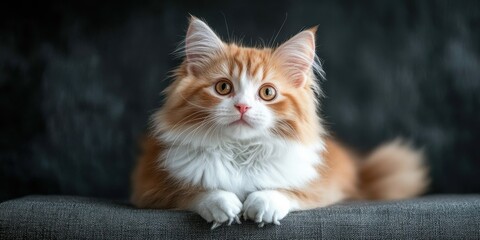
[131,17,428,229]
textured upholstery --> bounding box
[1,195,479,239]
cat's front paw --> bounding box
[193,190,242,229]
[242,190,291,227]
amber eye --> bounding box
[259,84,277,101]
[215,80,233,95]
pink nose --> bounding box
[235,104,251,114]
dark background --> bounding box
[1,0,479,201]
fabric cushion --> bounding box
[1,195,479,239]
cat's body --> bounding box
[131,17,428,228]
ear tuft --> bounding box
[307,25,318,34]
[185,17,224,75]
[273,29,317,88]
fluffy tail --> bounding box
[357,140,429,200]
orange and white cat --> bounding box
[131,17,428,229]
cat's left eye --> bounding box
[259,84,277,101]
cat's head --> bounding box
[155,17,324,145]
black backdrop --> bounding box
[1,0,479,201]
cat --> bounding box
[131,16,429,229]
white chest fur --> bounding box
[160,137,324,200]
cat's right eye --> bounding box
[215,79,233,96]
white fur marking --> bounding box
[161,134,323,201]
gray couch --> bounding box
[1,195,479,239]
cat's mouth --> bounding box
[229,118,252,127]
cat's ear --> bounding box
[185,16,225,75]
[273,27,317,88]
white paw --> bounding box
[242,190,291,227]
[193,190,242,229]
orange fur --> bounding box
[358,140,429,200]
[131,137,203,209]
